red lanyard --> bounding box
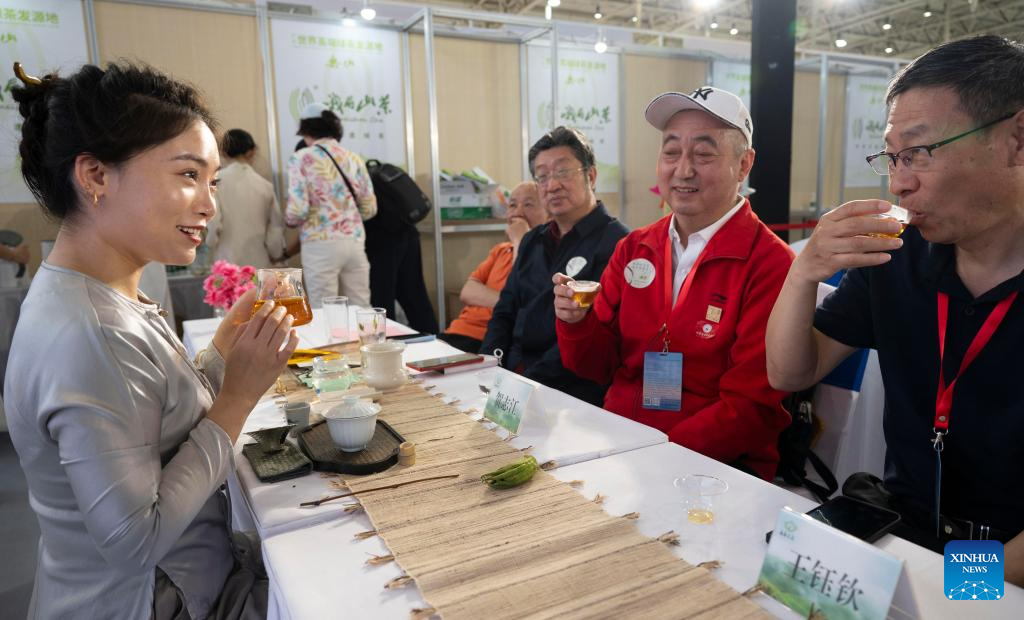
[659,233,712,351]
[934,291,1018,433]
[931,289,1016,536]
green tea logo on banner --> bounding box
[270,19,405,168]
[527,44,619,194]
[0,0,88,203]
[711,61,750,109]
[844,76,889,188]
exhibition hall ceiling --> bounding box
[293,0,1024,59]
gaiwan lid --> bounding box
[324,395,381,420]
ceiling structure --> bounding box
[303,0,1024,60]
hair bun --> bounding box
[11,63,58,119]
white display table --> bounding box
[180,313,1024,620]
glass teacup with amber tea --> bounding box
[253,268,312,326]
[566,280,600,308]
[866,204,910,239]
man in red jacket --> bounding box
[553,87,794,480]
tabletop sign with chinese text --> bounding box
[482,372,535,434]
[757,507,903,620]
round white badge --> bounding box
[566,256,587,278]
[624,258,656,289]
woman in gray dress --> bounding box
[4,63,299,619]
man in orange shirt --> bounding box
[440,181,548,352]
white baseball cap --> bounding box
[299,102,331,120]
[644,86,753,146]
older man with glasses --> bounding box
[481,127,629,406]
[767,35,1024,584]
[552,86,795,481]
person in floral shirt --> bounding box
[286,103,376,307]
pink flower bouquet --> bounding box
[203,260,256,311]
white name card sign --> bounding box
[757,507,904,620]
[482,371,536,434]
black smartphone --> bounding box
[388,333,436,343]
[766,496,901,544]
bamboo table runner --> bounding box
[277,345,770,619]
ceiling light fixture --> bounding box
[710,16,719,29]
[545,4,552,20]
[882,21,892,31]
[548,0,561,7]
[835,33,847,48]
[884,45,894,54]
[360,0,375,21]
[594,4,602,19]
[923,6,933,17]
[729,24,738,36]
[594,29,607,54]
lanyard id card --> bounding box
[642,351,683,411]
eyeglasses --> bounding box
[533,166,585,187]
[866,111,1017,176]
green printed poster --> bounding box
[527,44,620,194]
[0,0,88,203]
[270,19,405,170]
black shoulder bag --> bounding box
[777,387,839,503]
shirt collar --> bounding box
[667,195,745,249]
[922,233,1024,302]
[544,200,611,240]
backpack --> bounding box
[365,159,432,229]
[777,386,839,503]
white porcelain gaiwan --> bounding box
[360,340,407,391]
[323,395,381,452]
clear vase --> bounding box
[213,306,226,318]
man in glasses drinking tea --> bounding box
[767,36,1024,585]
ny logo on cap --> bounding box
[691,87,713,101]
[745,118,751,131]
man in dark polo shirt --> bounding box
[766,35,1024,585]
[481,127,629,405]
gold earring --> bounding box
[92,192,99,207]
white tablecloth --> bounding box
[184,311,1023,620]
[547,443,1023,620]
[262,441,1024,620]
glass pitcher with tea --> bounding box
[254,268,312,326]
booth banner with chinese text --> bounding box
[527,45,620,194]
[269,19,405,171]
[844,75,890,188]
[0,0,88,203]
[711,61,751,109]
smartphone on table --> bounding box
[388,333,436,344]
[407,352,483,372]
[766,496,901,544]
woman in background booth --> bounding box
[206,128,286,268]
[4,61,298,619]
[285,104,376,308]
